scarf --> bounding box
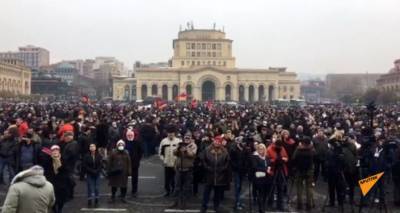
[51,154,62,175]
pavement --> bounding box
[0,156,399,213]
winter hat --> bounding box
[50,145,60,151]
[117,140,125,147]
[214,135,225,145]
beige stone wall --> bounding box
[0,60,31,95]
[134,67,300,102]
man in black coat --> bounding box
[125,130,143,197]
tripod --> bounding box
[266,163,288,211]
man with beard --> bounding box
[124,129,143,197]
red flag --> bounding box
[191,99,198,108]
[176,92,187,101]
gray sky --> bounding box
[0,0,399,75]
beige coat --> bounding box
[2,166,55,213]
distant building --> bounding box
[128,26,300,102]
[377,59,400,94]
[326,73,381,98]
[113,76,136,101]
[0,59,31,95]
[0,45,49,69]
[54,62,78,85]
[31,74,71,97]
[83,59,95,78]
[301,80,327,103]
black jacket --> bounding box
[0,137,16,158]
[228,143,250,174]
[60,140,79,175]
[13,141,40,172]
[82,152,103,177]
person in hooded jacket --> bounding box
[292,136,315,210]
[1,165,55,213]
[107,140,131,203]
[200,135,230,213]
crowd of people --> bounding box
[0,101,400,213]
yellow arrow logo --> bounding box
[358,172,384,196]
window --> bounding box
[197,61,200,65]
[186,43,190,49]
[192,52,195,57]
[197,43,201,49]
[212,52,216,57]
[197,52,200,57]
[207,52,211,57]
[212,44,216,49]
[208,61,211,65]
[181,61,184,66]
[202,61,206,65]
[191,43,195,49]
[290,95,294,99]
[207,43,211,49]
[192,61,195,66]
[202,43,206,49]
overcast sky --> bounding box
[0,0,399,75]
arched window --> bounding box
[225,84,231,101]
[239,85,245,102]
[186,84,192,96]
[141,85,148,99]
[151,84,158,96]
[249,85,255,102]
[162,85,168,100]
[172,85,179,100]
[258,85,265,101]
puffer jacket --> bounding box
[202,145,230,186]
[2,165,55,213]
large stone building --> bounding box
[376,59,400,94]
[0,45,50,69]
[114,26,300,102]
[0,59,31,95]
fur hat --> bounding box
[116,140,125,147]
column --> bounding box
[137,85,142,100]
[244,86,249,102]
[254,85,259,102]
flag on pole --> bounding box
[176,92,187,101]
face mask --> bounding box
[117,146,124,151]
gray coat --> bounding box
[2,166,55,213]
